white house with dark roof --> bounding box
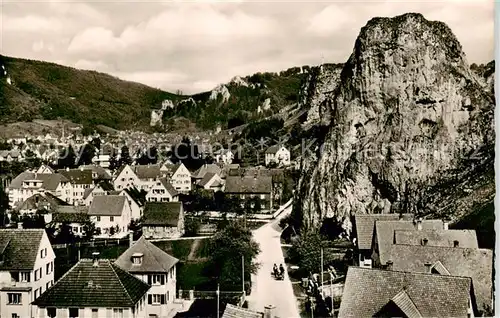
[115,189,143,220]
[82,180,115,206]
[88,195,132,237]
[224,175,273,213]
[33,257,150,318]
[146,178,179,203]
[59,168,94,205]
[0,229,55,318]
[164,163,191,193]
[115,236,179,318]
[142,202,185,239]
[7,172,72,206]
[264,145,290,166]
[113,164,169,192]
[35,165,54,174]
[191,164,222,183]
[214,149,234,165]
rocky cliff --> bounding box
[295,13,495,233]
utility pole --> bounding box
[321,247,324,297]
[242,255,245,295]
[216,283,220,318]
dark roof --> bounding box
[33,259,150,307]
[132,164,165,180]
[158,178,178,197]
[114,236,179,273]
[15,192,69,212]
[224,176,272,194]
[354,214,414,250]
[142,202,183,226]
[59,169,93,185]
[89,195,127,216]
[53,206,89,223]
[0,229,45,270]
[375,219,444,263]
[338,267,472,318]
[222,304,262,318]
[199,172,221,188]
[394,229,478,248]
[384,244,493,313]
[79,165,112,180]
[192,164,222,179]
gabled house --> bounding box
[142,202,185,239]
[115,189,143,220]
[113,164,168,192]
[35,165,54,174]
[380,244,493,315]
[353,213,414,268]
[114,164,140,191]
[0,150,24,162]
[82,180,115,206]
[91,144,115,168]
[88,195,132,237]
[338,267,475,318]
[163,163,192,193]
[13,192,69,217]
[51,206,89,237]
[265,145,291,166]
[33,257,150,318]
[0,229,55,318]
[191,164,222,183]
[78,165,112,183]
[59,168,93,205]
[7,172,71,206]
[146,178,179,203]
[224,175,273,213]
[115,236,179,318]
[197,172,224,191]
[214,149,234,165]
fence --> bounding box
[177,289,245,304]
[52,237,130,249]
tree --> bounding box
[109,151,119,171]
[57,145,76,169]
[119,145,132,166]
[21,212,45,229]
[90,137,101,151]
[184,217,201,236]
[56,222,76,244]
[288,232,336,277]
[76,143,96,166]
[82,220,96,241]
[0,183,9,226]
[208,221,260,291]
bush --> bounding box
[185,217,201,236]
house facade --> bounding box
[0,229,55,318]
[142,202,185,239]
[166,163,191,193]
[33,257,150,318]
[146,178,179,203]
[265,145,291,166]
[88,195,132,237]
[115,236,179,318]
[59,169,94,205]
[224,175,273,213]
[7,172,71,207]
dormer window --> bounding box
[132,253,143,265]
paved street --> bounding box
[247,205,301,318]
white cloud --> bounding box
[3,15,63,32]
[74,59,110,72]
[68,27,125,54]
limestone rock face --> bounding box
[209,84,231,103]
[295,13,495,232]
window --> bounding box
[20,272,30,282]
[91,309,98,318]
[46,281,51,290]
[113,308,124,318]
[97,216,101,221]
[148,274,165,285]
[260,194,265,200]
[132,255,143,265]
[7,293,21,304]
[69,308,79,318]
[40,248,47,259]
[149,294,165,305]
[110,216,114,222]
[12,314,20,318]
[47,308,56,318]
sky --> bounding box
[0,0,495,94]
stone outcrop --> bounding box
[209,84,231,103]
[295,13,495,233]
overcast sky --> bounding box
[0,0,494,94]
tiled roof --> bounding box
[338,267,472,318]
[199,172,217,187]
[0,229,45,270]
[15,192,69,211]
[132,164,166,180]
[224,175,272,194]
[114,236,179,273]
[33,259,150,308]
[89,195,127,216]
[394,229,478,248]
[59,169,93,185]
[390,289,423,318]
[159,178,178,197]
[192,164,222,179]
[142,202,182,227]
[265,145,283,154]
[79,165,112,180]
[375,219,444,263]
[8,172,68,190]
[354,214,414,250]
[384,244,493,313]
[222,304,262,318]
[53,206,89,223]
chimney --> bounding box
[422,238,428,246]
[386,260,393,270]
[264,305,275,318]
[416,218,423,231]
[424,262,432,273]
[17,222,23,229]
[92,252,100,267]
[129,232,134,247]
[453,240,459,248]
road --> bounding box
[247,205,301,318]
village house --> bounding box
[146,178,179,203]
[88,195,132,237]
[113,189,143,220]
[338,267,475,318]
[191,164,222,184]
[113,164,169,192]
[50,206,89,237]
[264,145,291,166]
[59,168,94,205]
[0,229,55,318]
[0,150,24,162]
[214,148,234,165]
[78,164,113,183]
[353,213,414,268]
[7,172,72,206]
[163,163,192,193]
[35,165,54,174]
[197,172,224,191]
[142,202,185,239]
[32,256,150,318]
[224,175,273,213]
[91,143,115,168]
[82,180,115,206]
[115,236,179,318]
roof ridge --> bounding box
[143,239,171,271]
[109,261,135,305]
[351,266,474,281]
[44,259,83,294]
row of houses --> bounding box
[0,229,180,318]
[336,214,494,317]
